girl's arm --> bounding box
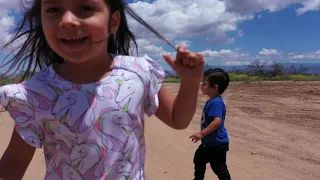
[0,129,35,180]
[155,79,200,129]
[154,46,204,130]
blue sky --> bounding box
[160,5,320,60]
[1,0,320,72]
[234,5,320,55]
[124,0,320,70]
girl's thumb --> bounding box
[162,53,176,70]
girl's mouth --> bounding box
[60,37,88,45]
[59,36,89,51]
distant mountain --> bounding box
[211,63,320,75]
[282,63,320,74]
[164,63,320,77]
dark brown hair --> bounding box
[204,68,230,94]
[0,0,175,81]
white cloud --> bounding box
[0,0,319,67]
[175,40,191,48]
[131,39,166,57]
[200,49,251,61]
[0,0,21,49]
[0,1,19,27]
[224,0,320,16]
[196,47,320,66]
[205,32,235,44]
[258,48,280,56]
[238,29,244,37]
[128,0,253,44]
[202,49,232,57]
[290,50,320,59]
[0,15,25,54]
[296,0,320,15]
[225,0,309,14]
[225,60,250,66]
[292,55,305,59]
[125,0,320,53]
[0,0,20,17]
[0,16,15,44]
[151,45,320,66]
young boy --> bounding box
[190,68,231,180]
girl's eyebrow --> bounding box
[42,0,96,5]
[42,0,58,5]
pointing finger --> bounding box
[162,53,176,71]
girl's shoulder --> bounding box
[0,83,18,110]
[0,66,56,108]
[112,54,166,86]
[111,54,166,116]
[113,54,164,74]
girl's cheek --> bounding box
[42,14,61,25]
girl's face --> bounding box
[41,0,120,63]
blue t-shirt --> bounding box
[201,96,229,147]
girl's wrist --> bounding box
[180,76,201,85]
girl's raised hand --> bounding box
[162,45,204,81]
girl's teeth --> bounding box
[61,37,87,44]
[66,37,83,40]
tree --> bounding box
[268,61,284,76]
[247,60,266,76]
[204,64,213,72]
[229,66,246,74]
[286,65,309,75]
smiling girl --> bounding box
[0,0,204,179]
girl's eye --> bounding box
[46,7,60,13]
[81,6,94,12]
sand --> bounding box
[1,81,320,180]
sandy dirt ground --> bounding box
[1,81,320,180]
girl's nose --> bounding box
[59,11,81,28]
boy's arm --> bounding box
[190,117,222,143]
[190,101,223,143]
[200,117,222,136]
[0,128,36,180]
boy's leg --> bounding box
[209,143,231,180]
[193,144,208,180]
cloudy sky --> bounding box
[0,0,320,71]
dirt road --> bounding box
[1,82,320,180]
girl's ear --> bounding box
[109,10,121,34]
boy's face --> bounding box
[201,76,216,97]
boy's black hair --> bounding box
[203,68,230,94]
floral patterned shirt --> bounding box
[0,54,165,180]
